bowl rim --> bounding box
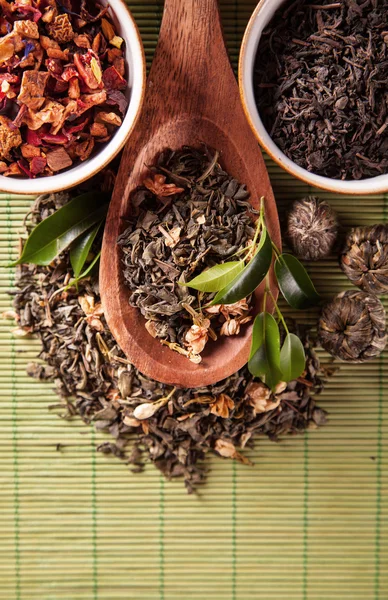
[238,0,388,196]
[0,0,146,196]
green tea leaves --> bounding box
[275,253,320,310]
[66,251,101,291]
[12,192,108,266]
[70,222,102,278]
[248,312,282,391]
[212,227,273,305]
[183,261,244,292]
[280,333,305,382]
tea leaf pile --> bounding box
[118,147,257,353]
[10,191,331,492]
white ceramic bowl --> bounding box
[239,0,388,195]
[0,0,145,195]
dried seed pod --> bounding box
[340,224,388,295]
[319,290,387,362]
[287,196,338,261]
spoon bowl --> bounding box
[101,0,280,388]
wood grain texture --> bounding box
[100,0,280,388]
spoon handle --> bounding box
[148,0,233,111]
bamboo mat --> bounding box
[0,2,387,599]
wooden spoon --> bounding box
[100,0,280,388]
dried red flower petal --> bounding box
[26,128,43,146]
[13,4,42,22]
[41,132,69,145]
[102,65,127,91]
[106,90,128,114]
[17,158,34,178]
[30,156,47,175]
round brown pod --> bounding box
[340,224,388,295]
[319,290,387,362]
[286,196,338,261]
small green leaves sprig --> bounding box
[8,192,108,287]
[184,198,320,390]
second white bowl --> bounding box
[239,0,388,195]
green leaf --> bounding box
[11,192,109,266]
[65,251,101,290]
[248,312,282,391]
[183,261,244,292]
[280,333,306,382]
[275,254,320,310]
[70,221,102,278]
[212,227,273,305]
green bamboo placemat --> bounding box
[0,2,387,599]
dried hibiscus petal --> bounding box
[13,4,42,23]
[17,158,34,178]
[106,90,128,115]
[102,66,127,91]
[30,156,47,175]
[26,128,43,146]
[64,115,88,135]
[41,132,69,145]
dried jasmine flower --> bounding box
[319,290,387,363]
[340,225,388,295]
[287,196,338,261]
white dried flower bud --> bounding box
[274,381,287,395]
[123,416,141,428]
[220,318,240,336]
[133,402,160,420]
[214,439,236,458]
